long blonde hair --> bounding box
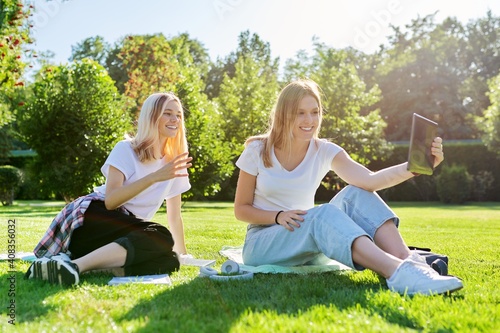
[246,79,323,167]
[131,92,188,162]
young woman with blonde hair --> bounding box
[234,79,463,295]
[26,92,192,285]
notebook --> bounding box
[407,113,438,175]
[108,274,172,285]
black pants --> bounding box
[68,200,179,276]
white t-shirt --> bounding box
[236,138,343,211]
[94,140,191,220]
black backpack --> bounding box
[409,246,449,276]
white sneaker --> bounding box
[387,258,463,295]
[408,251,429,266]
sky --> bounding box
[30,0,500,66]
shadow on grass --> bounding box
[0,266,63,323]
[1,266,464,331]
[116,271,457,332]
[0,265,117,325]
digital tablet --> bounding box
[407,113,438,175]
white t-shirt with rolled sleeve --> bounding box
[236,138,343,212]
[94,140,191,220]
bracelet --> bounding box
[275,210,284,225]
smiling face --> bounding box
[158,100,182,140]
[292,94,320,142]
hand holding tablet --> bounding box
[407,113,439,176]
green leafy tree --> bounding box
[480,74,500,155]
[118,33,233,198]
[216,55,279,153]
[169,32,211,81]
[375,14,474,141]
[169,35,234,198]
[214,31,280,152]
[374,12,500,141]
[205,30,279,100]
[0,0,33,161]
[105,41,128,94]
[461,11,500,121]
[69,35,110,67]
[283,49,312,83]
[119,34,179,116]
[17,59,132,201]
[285,43,391,165]
[213,48,279,200]
[68,35,128,94]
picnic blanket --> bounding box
[219,245,351,274]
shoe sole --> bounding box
[406,283,464,296]
[440,285,463,295]
[32,260,49,280]
[28,259,79,286]
[25,260,49,280]
[47,260,79,286]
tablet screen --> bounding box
[407,113,438,175]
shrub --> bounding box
[17,60,132,201]
[471,170,495,201]
[0,165,23,205]
[436,164,472,204]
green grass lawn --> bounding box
[0,200,499,332]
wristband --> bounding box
[275,210,284,225]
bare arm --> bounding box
[166,194,187,255]
[104,152,192,210]
[332,137,444,192]
[332,151,413,192]
[234,170,306,231]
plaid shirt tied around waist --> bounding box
[33,192,128,258]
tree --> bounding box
[213,31,280,149]
[481,73,500,155]
[119,34,179,117]
[284,43,391,166]
[461,11,500,130]
[374,14,476,141]
[168,34,234,198]
[216,55,279,153]
[283,49,312,83]
[69,33,212,98]
[118,33,233,198]
[169,32,211,81]
[0,0,33,161]
[374,12,500,141]
[105,41,128,94]
[69,35,110,67]
[204,30,280,100]
[17,59,132,201]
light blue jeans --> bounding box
[242,185,400,270]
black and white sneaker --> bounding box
[25,257,51,280]
[25,255,80,286]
